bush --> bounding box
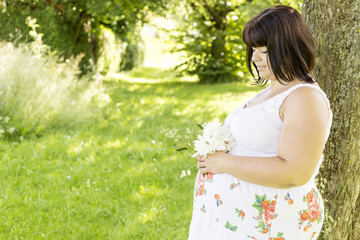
[0,42,111,140]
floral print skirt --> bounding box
[188,172,324,240]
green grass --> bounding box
[0,68,262,239]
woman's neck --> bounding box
[270,79,303,92]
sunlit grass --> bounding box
[0,64,263,239]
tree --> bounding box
[169,0,301,84]
[302,1,360,239]
[0,0,165,74]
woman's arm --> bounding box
[197,87,330,189]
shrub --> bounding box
[0,42,111,140]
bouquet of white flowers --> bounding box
[192,118,236,158]
[165,118,236,178]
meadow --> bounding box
[0,65,262,239]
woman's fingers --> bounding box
[199,167,208,174]
[197,161,205,169]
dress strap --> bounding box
[276,83,333,134]
[280,84,330,106]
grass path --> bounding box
[0,68,262,239]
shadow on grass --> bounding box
[105,67,262,102]
[126,67,183,81]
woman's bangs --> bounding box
[243,22,268,48]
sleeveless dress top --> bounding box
[188,84,333,240]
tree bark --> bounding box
[302,1,360,239]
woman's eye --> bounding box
[252,48,267,54]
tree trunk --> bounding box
[302,1,360,239]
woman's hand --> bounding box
[196,151,227,174]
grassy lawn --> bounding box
[0,68,262,239]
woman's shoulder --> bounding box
[280,83,330,122]
[285,83,328,104]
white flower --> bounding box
[192,118,235,158]
[165,129,178,138]
[4,116,10,123]
[7,127,15,133]
[180,170,187,178]
[186,128,192,135]
[187,169,191,176]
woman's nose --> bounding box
[252,50,261,62]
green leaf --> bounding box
[196,123,204,130]
[176,147,188,152]
[255,194,266,204]
[252,203,263,212]
[257,221,265,229]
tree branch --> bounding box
[201,0,219,20]
[189,1,208,22]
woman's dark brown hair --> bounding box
[243,5,315,85]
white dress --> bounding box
[188,84,333,240]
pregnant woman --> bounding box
[188,5,332,240]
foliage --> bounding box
[167,0,302,84]
[120,32,145,71]
[0,42,111,140]
[0,0,165,74]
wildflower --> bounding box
[179,165,197,179]
[4,116,10,123]
[7,127,15,133]
[186,128,192,135]
[180,170,187,178]
[165,129,178,138]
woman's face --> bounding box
[251,47,275,81]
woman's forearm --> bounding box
[198,152,310,189]
[221,154,299,188]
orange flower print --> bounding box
[229,182,240,190]
[215,194,223,207]
[261,201,270,209]
[269,232,285,240]
[194,172,214,197]
[235,208,245,221]
[298,189,323,232]
[300,212,310,222]
[284,192,294,205]
[252,194,278,234]
[307,191,314,204]
[199,185,204,195]
[200,204,206,213]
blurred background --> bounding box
[1,0,355,239]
